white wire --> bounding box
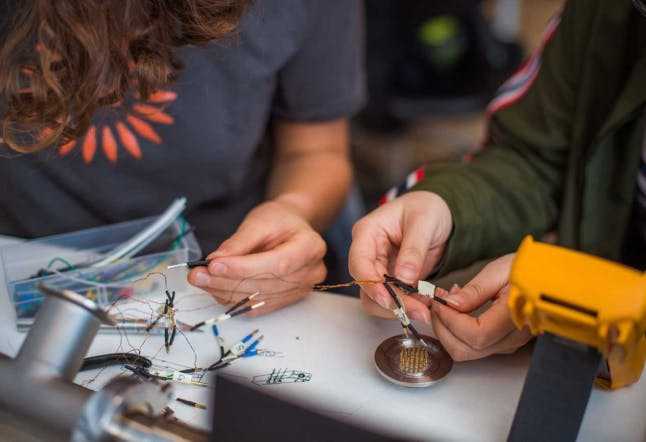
[90,197,186,268]
[49,269,167,291]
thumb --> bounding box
[394,210,435,284]
[208,223,267,259]
[449,255,514,312]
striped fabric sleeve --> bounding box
[486,14,561,116]
[379,166,426,205]
[378,11,563,207]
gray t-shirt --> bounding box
[0,0,365,251]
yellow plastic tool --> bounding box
[508,236,646,389]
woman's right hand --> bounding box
[348,191,453,324]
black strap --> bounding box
[508,333,602,442]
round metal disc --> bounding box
[375,334,453,387]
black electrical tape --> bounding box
[80,353,152,372]
[507,333,602,442]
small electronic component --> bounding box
[125,365,209,387]
[225,329,261,359]
[375,334,453,388]
[383,282,428,346]
[190,292,263,331]
[384,274,454,307]
[167,259,210,270]
[179,328,264,374]
[176,397,207,410]
[146,290,177,352]
[416,280,437,298]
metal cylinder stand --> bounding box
[0,284,206,441]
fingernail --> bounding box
[376,292,391,309]
[396,265,417,283]
[209,262,227,275]
[193,272,211,286]
[446,296,462,308]
[410,309,430,324]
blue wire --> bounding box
[243,337,263,357]
[241,330,258,344]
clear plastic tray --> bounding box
[0,217,201,325]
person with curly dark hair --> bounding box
[0,0,366,314]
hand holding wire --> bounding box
[348,192,454,322]
[186,200,327,315]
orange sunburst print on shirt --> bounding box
[58,90,177,164]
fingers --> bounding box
[207,221,267,259]
[394,208,437,284]
[431,289,516,351]
[360,291,392,319]
[449,254,515,312]
[188,261,326,305]
[348,220,382,281]
[432,311,532,362]
[429,277,532,362]
[350,192,453,312]
[206,232,326,280]
[401,296,432,323]
[359,289,432,324]
[393,192,452,283]
[349,220,393,308]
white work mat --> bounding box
[1,235,645,441]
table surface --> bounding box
[1,236,645,441]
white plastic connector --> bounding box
[417,280,436,298]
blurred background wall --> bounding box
[352,0,565,208]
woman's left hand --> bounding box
[430,254,532,361]
[187,200,327,316]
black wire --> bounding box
[163,290,177,351]
[179,345,227,374]
[406,324,425,343]
[383,283,403,309]
[384,275,416,293]
[225,292,256,315]
[146,313,164,332]
[207,362,230,372]
[81,353,152,372]
[386,274,453,309]
[169,326,177,347]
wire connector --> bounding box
[417,280,437,298]
[393,307,411,326]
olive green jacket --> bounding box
[414,0,646,274]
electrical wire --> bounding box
[91,197,186,268]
